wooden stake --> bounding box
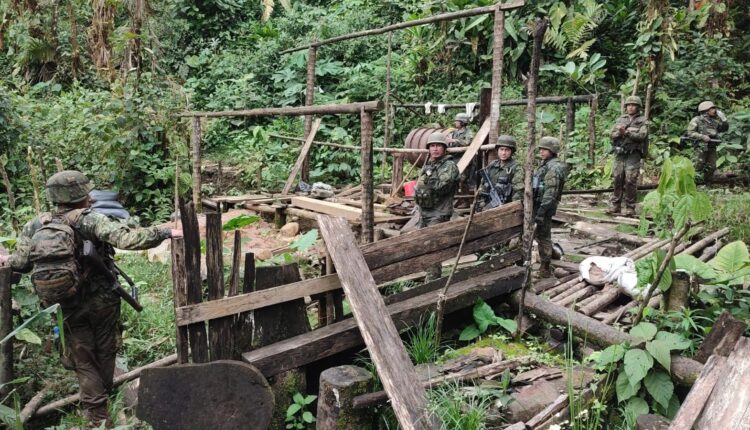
[55,157,63,172]
[206,213,232,361]
[588,94,598,168]
[283,117,321,195]
[488,7,505,146]
[174,155,180,229]
[170,237,189,364]
[565,97,575,146]
[361,109,375,244]
[181,201,209,362]
[516,18,547,337]
[317,215,439,430]
[302,45,317,182]
[381,31,393,183]
[391,154,423,197]
[228,230,242,297]
[190,117,203,213]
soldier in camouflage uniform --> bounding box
[687,100,729,184]
[478,135,525,211]
[415,132,460,280]
[0,171,181,428]
[447,113,475,207]
[533,137,567,278]
[608,96,648,217]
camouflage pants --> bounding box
[696,142,718,184]
[420,214,451,281]
[62,290,121,426]
[611,152,641,210]
[535,216,553,265]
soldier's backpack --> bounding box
[28,210,86,304]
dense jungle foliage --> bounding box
[0,0,749,428]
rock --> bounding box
[147,240,172,264]
[636,414,671,430]
[280,222,300,237]
[255,249,273,261]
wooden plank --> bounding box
[283,117,322,195]
[694,311,748,363]
[169,237,190,364]
[695,338,750,429]
[242,266,524,378]
[252,264,310,348]
[178,101,383,118]
[291,196,396,223]
[668,355,727,430]
[526,393,568,429]
[212,194,267,204]
[180,201,208,363]
[206,213,232,361]
[456,117,491,173]
[316,215,436,430]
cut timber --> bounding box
[570,221,648,246]
[252,264,310,347]
[283,117,322,195]
[668,355,727,430]
[175,203,522,326]
[316,215,437,430]
[693,311,747,364]
[291,196,398,223]
[578,287,621,316]
[525,393,568,429]
[694,337,750,429]
[456,117,491,173]
[317,366,375,430]
[178,100,383,118]
[243,266,524,378]
[510,292,703,386]
[136,361,272,430]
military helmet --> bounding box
[426,132,448,148]
[698,101,715,113]
[454,113,470,124]
[496,135,517,150]
[46,170,94,204]
[538,136,561,155]
[624,96,642,107]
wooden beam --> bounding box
[302,46,318,182]
[206,213,232,361]
[694,338,750,428]
[279,0,525,55]
[177,101,383,118]
[360,109,374,244]
[170,237,189,364]
[587,95,598,167]
[394,95,595,109]
[180,201,209,363]
[242,266,525,378]
[668,355,727,430]
[456,117,491,173]
[283,117,321,195]
[190,117,202,212]
[488,7,505,146]
[290,196,396,223]
[317,215,437,429]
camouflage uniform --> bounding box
[10,173,171,427]
[479,158,525,210]
[609,112,648,214]
[416,149,460,280]
[687,110,728,183]
[533,140,567,276]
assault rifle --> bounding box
[82,241,143,312]
[478,168,507,210]
[679,135,721,149]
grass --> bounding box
[406,313,440,365]
[706,189,750,243]
[427,382,490,430]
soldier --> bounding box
[687,100,729,183]
[533,137,567,278]
[0,170,182,428]
[447,113,475,207]
[608,95,648,217]
[478,135,525,210]
[415,132,460,280]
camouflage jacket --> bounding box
[415,155,460,218]
[687,112,729,141]
[610,114,648,154]
[479,158,525,208]
[11,209,170,303]
[533,157,567,220]
[448,127,473,147]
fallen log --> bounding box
[20,383,51,422]
[243,266,525,377]
[570,221,648,247]
[510,292,702,386]
[681,228,729,257]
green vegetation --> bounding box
[285,392,317,430]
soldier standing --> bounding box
[0,171,182,428]
[478,135,525,211]
[608,96,648,217]
[415,132,460,280]
[533,137,567,278]
[447,113,475,207]
[687,100,729,183]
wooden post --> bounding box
[587,94,598,168]
[479,87,494,166]
[317,365,374,430]
[0,265,13,396]
[180,201,209,363]
[0,159,18,233]
[317,215,439,430]
[216,160,223,196]
[273,205,287,229]
[302,45,317,182]
[233,252,255,358]
[565,97,575,146]
[360,109,375,244]
[206,213,231,361]
[283,117,322,195]
[488,7,505,146]
[665,270,690,312]
[644,83,653,121]
[516,18,547,333]
[228,231,241,297]
[190,117,203,213]
[390,155,404,196]
[170,237,189,364]
[55,158,63,172]
[381,31,393,183]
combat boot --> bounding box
[624,207,636,217]
[605,205,621,216]
[538,261,553,278]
